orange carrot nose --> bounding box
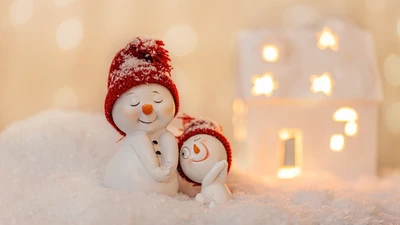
[193,144,200,154]
[142,104,153,115]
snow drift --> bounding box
[0,110,399,225]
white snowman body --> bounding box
[179,134,232,205]
[103,84,179,196]
[104,131,178,195]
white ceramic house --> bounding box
[233,18,383,180]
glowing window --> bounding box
[262,45,280,62]
[310,72,334,96]
[344,121,358,136]
[330,134,345,152]
[333,107,358,122]
[317,27,339,51]
[251,73,278,96]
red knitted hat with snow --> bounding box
[104,37,179,136]
[177,114,233,185]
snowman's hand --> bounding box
[152,167,171,182]
[215,160,228,183]
[215,160,227,171]
[201,161,226,189]
[129,132,162,179]
[195,193,205,203]
[159,131,179,169]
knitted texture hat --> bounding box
[104,37,179,136]
[177,114,232,185]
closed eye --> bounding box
[130,102,140,107]
[154,99,163,103]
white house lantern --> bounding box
[234,18,383,181]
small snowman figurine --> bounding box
[177,114,233,206]
[103,37,180,196]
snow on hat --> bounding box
[177,114,232,185]
[104,37,179,136]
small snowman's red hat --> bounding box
[104,37,180,136]
[177,114,233,185]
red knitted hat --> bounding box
[104,37,179,136]
[177,114,232,185]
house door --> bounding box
[277,129,303,179]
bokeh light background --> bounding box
[0,0,399,174]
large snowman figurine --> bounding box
[103,37,180,196]
[177,115,233,206]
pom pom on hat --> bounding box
[177,114,232,185]
[104,37,180,136]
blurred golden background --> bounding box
[0,0,399,173]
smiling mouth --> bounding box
[139,118,157,124]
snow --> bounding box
[1,110,400,225]
[120,57,157,73]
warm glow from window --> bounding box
[317,27,339,51]
[310,72,334,96]
[56,19,84,50]
[344,121,358,136]
[333,107,358,122]
[330,134,345,152]
[277,129,302,179]
[251,73,278,96]
[277,167,301,179]
[279,130,291,141]
[232,99,248,116]
[262,45,280,62]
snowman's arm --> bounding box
[159,131,179,169]
[215,160,228,183]
[129,132,162,177]
[201,161,226,189]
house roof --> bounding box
[235,18,383,103]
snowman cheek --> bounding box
[182,158,193,165]
[160,102,174,116]
[123,106,140,121]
